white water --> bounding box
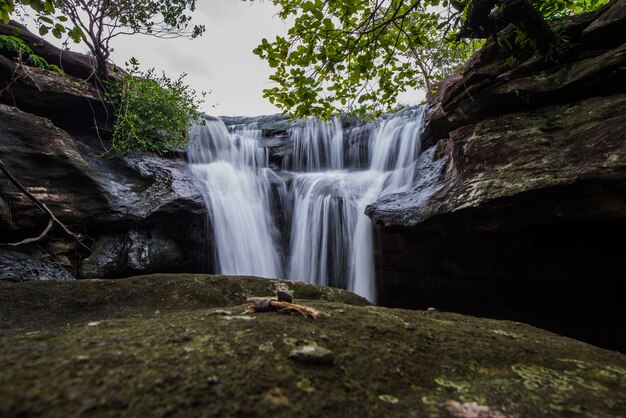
[188,107,428,302]
[187,121,283,278]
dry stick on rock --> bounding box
[0,158,91,251]
[245,292,324,319]
[3,219,54,247]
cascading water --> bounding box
[286,107,426,302]
[187,120,283,278]
[188,107,428,302]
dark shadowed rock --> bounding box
[0,54,108,130]
[0,102,206,280]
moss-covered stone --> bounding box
[0,274,369,337]
[0,275,624,417]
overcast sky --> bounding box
[30,1,423,117]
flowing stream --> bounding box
[188,108,427,302]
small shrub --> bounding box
[108,58,205,155]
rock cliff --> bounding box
[0,22,208,281]
[366,1,626,351]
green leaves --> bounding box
[107,61,206,155]
[252,0,473,118]
[0,34,63,74]
[4,1,204,77]
[256,0,609,119]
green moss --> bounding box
[0,276,624,417]
[512,365,575,391]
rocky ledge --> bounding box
[0,275,624,417]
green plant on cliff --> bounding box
[0,34,62,73]
[254,0,610,119]
[107,58,205,156]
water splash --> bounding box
[287,107,427,301]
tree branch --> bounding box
[1,219,53,247]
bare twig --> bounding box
[1,219,53,247]
[0,158,92,252]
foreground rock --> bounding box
[365,1,626,351]
[0,275,624,417]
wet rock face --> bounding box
[81,231,185,278]
[0,104,208,280]
[367,2,626,351]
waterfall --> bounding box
[187,120,283,278]
[188,107,427,302]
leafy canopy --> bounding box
[53,0,205,77]
[2,0,205,77]
[254,0,610,119]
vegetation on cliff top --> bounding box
[106,58,205,156]
[1,0,206,156]
[1,0,204,78]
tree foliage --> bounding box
[1,1,207,155]
[53,0,205,78]
[2,0,205,78]
[0,0,54,23]
[254,0,610,119]
[107,58,205,155]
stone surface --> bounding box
[0,21,117,81]
[0,275,624,417]
[0,248,75,282]
[0,95,205,280]
[0,54,108,130]
[0,274,370,336]
[368,94,626,227]
[288,345,335,366]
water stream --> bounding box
[188,108,427,302]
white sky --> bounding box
[27,0,423,116]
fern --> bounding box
[0,34,33,55]
[0,34,63,74]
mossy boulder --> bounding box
[1,274,625,417]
